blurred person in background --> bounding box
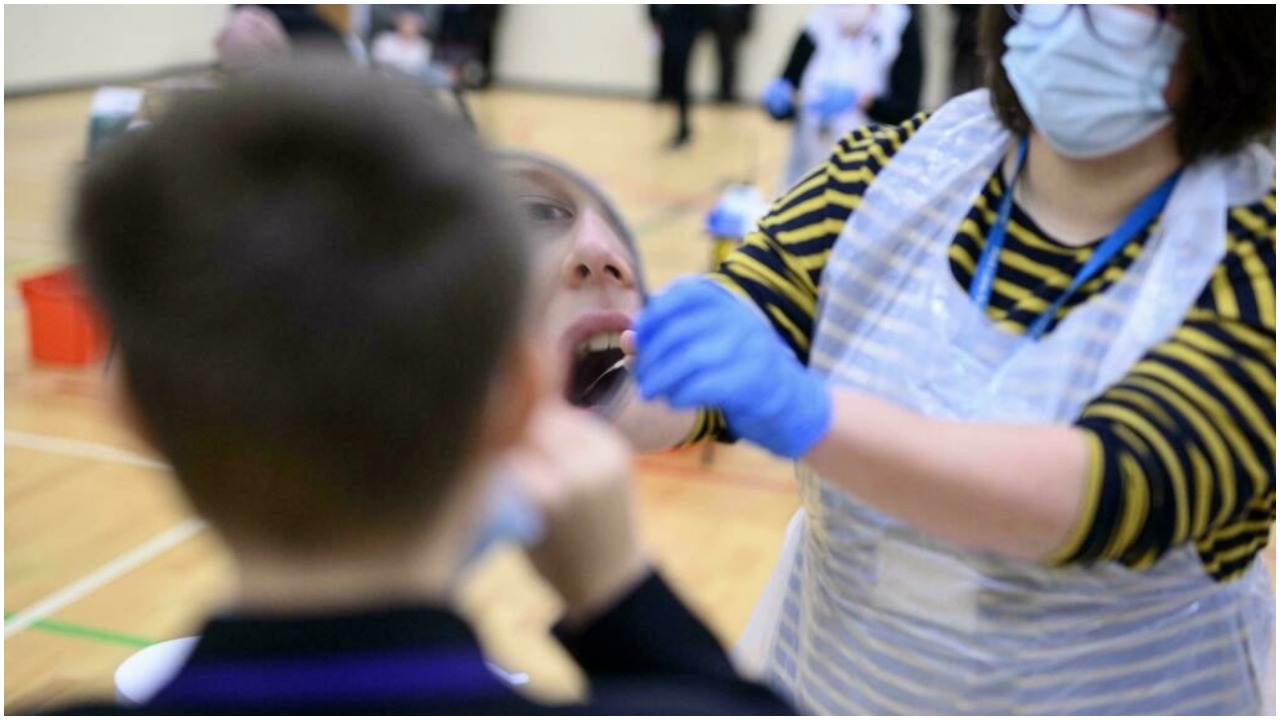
[363,4,441,43]
[949,5,983,97]
[761,4,922,188]
[253,5,356,63]
[650,4,713,150]
[437,5,503,89]
[216,6,291,76]
[371,9,433,78]
[710,5,754,103]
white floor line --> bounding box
[4,519,206,639]
[5,431,170,471]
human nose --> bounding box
[562,212,636,289]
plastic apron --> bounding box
[738,90,1276,715]
[782,5,908,190]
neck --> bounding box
[1010,128,1182,246]
[225,463,492,615]
[231,529,469,615]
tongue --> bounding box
[569,348,626,407]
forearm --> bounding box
[804,387,1091,561]
[553,571,741,681]
[780,32,814,88]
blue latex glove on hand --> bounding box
[762,78,795,120]
[633,277,832,460]
[810,84,859,120]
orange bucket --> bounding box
[18,267,109,366]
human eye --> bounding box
[522,201,573,223]
[517,196,574,244]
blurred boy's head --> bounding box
[75,69,543,565]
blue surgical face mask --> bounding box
[464,467,544,567]
[1001,5,1185,159]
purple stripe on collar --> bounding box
[151,648,503,707]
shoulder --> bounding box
[764,112,932,229]
[1199,182,1277,329]
[830,111,931,172]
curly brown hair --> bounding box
[979,5,1276,161]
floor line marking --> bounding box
[2,612,157,649]
[5,431,170,471]
[4,519,206,640]
[635,456,796,496]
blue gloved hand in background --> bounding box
[703,184,769,239]
[633,277,832,460]
[762,78,795,120]
[704,206,741,239]
[809,83,860,120]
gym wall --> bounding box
[4,4,955,109]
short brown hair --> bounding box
[75,68,529,553]
[979,5,1276,161]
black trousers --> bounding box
[712,23,742,101]
[660,27,698,136]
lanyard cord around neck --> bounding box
[969,135,1183,340]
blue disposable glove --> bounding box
[465,470,543,566]
[705,184,769,239]
[633,277,832,459]
[762,78,795,120]
[809,83,859,120]
[704,206,741,239]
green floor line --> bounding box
[5,612,156,649]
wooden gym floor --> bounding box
[4,87,1274,711]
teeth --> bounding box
[579,332,621,354]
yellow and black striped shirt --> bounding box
[692,114,1276,582]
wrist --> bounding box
[791,376,833,458]
[735,371,832,460]
[800,385,840,466]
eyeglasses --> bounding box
[1005,4,1171,50]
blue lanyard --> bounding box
[969,136,1182,340]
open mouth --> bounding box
[566,331,628,408]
